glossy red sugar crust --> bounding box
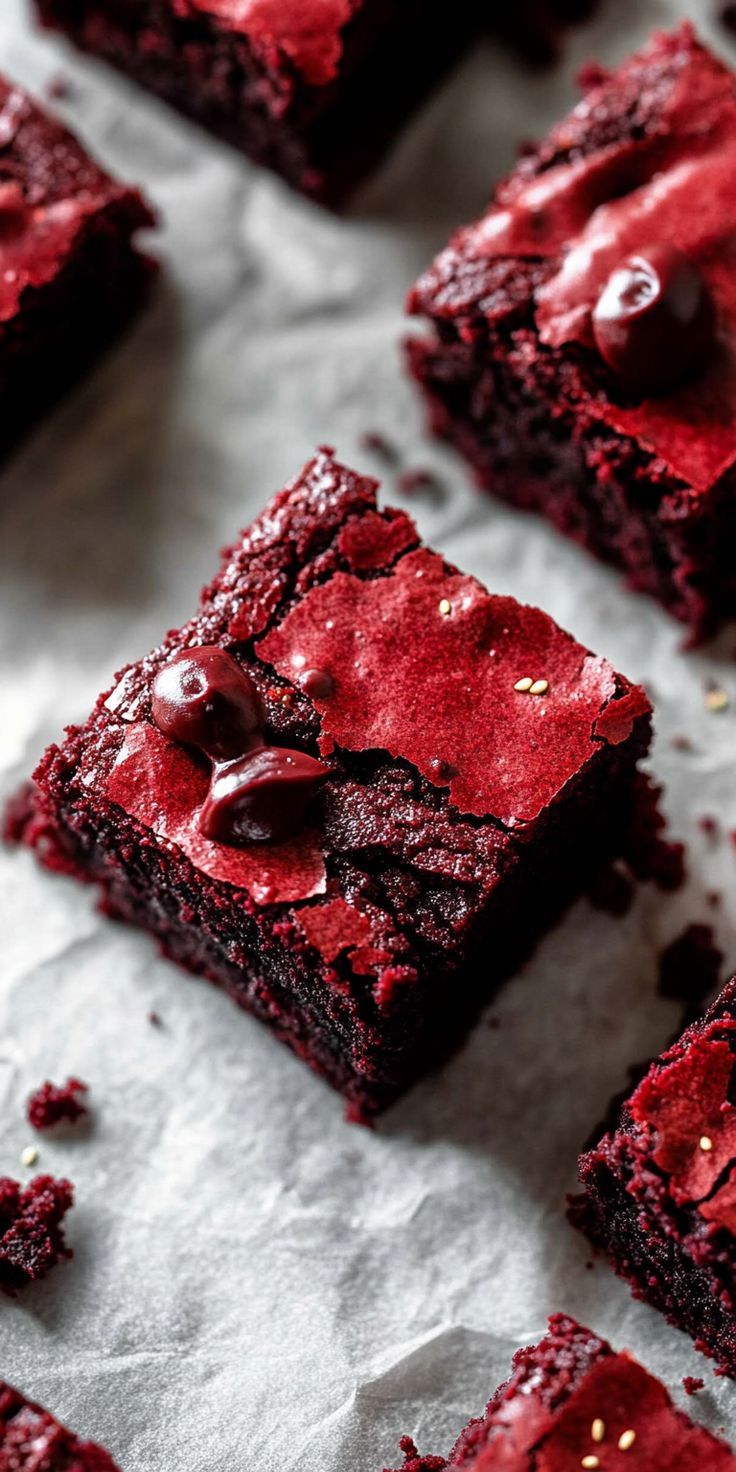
[13,449,652,1118]
[573,976,736,1375]
[407,24,736,638]
[382,1315,735,1470]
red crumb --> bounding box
[0,1175,74,1295]
[658,923,723,1024]
[586,860,635,916]
[359,430,399,463]
[397,467,444,496]
[148,1010,162,1026]
[699,814,719,837]
[707,890,722,908]
[683,1376,705,1395]
[671,733,693,751]
[45,74,76,103]
[27,1078,88,1132]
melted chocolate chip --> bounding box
[592,245,716,395]
[200,746,329,845]
[151,647,262,761]
[298,667,334,700]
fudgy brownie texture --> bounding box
[573,976,736,1377]
[382,1314,735,1470]
[408,24,736,640]
[32,1,594,206]
[0,1175,74,1295]
[11,449,654,1120]
[0,73,155,460]
[0,1381,120,1470]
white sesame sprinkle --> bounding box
[438,598,452,616]
[581,1458,600,1470]
[514,677,534,692]
[705,688,729,713]
[700,1135,714,1152]
[618,1429,637,1452]
[591,1419,605,1443]
[529,679,549,696]
[20,1146,38,1168]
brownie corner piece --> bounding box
[407,21,736,639]
[0,1381,120,1470]
[32,0,478,206]
[32,1,599,206]
[17,447,653,1118]
[381,1312,736,1469]
[573,975,736,1377]
[0,71,155,458]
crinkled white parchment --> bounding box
[1,1,736,1467]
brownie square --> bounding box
[408,24,736,640]
[573,976,736,1378]
[381,1313,735,1470]
[13,449,652,1119]
[33,1,594,206]
[0,1381,120,1470]
[0,72,155,460]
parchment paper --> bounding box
[2,2,736,1467]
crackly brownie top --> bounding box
[386,1316,735,1471]
[175,0,360,86]
[85,450,649,919]
[0,73,154,323]
[0,1381,120,1471]
[615,975,736,1239]
[409,24,736,495]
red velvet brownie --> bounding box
[0,1381,120,1470]
[0,74,154,460]
[408,25,736,640]
[0,1175,74,1295]
[573,976,736,1377]
[32,3,595,207]
[382,1314,735,1470]
[13,448,653,1119]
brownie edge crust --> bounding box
[11,449,654,1119]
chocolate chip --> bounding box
[592,245,716,395]
[151,646,262,761]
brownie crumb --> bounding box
[27,1078,88,1132]
[698,813,719,838]
[0,1175,74,1295]
[683,1376,705,1395]
[671,733,693,751]
[397,467,444,497]
[586,860,635,916]
[45,73,76,103]
[359,430,399,464]
[658,923,723,1025]
[148,1010,162,1026]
